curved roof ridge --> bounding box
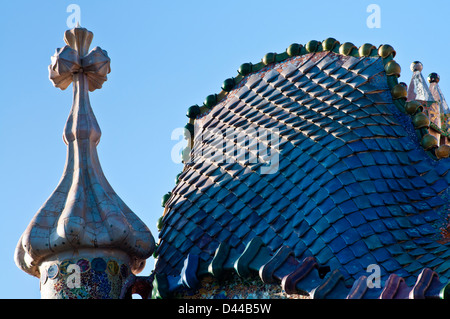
[185,38,398,122]
[181,38,412,168]
[178,37,450,168]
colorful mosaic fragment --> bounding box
[40,256,130,299]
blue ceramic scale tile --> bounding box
[155,50,450,295]
[325,229,346,251]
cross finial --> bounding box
[49,26,110,91]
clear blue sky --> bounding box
[1,0,449,299]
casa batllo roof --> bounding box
[152,38,450,299]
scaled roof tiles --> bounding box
[152,39,450,299]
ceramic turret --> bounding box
[428,72,450,135]
[407,61,434,102]
[14,26,155,299]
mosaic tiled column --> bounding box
[429,73,450,144]
[39,250,131,299]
